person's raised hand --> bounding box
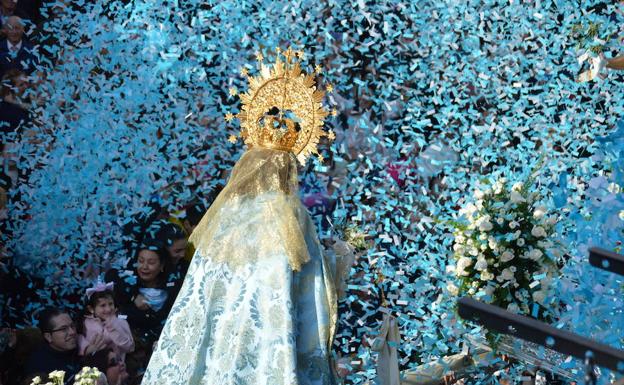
[85,333,107,355]
[134,294,150,311]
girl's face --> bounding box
[167,238,187,265]
[137,249,163,285]
[90,296,116,320]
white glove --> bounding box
[591,52,608,80]
[578,53,608,82]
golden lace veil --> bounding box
[189,47,335,272]
[189,147,312,270]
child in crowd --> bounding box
[78,282,134,361]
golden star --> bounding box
[255,51,264,62]
[228,134,237,143]
[331,108,338,117]
[284,47,294,62]
[275,47,282,54]
[317,154,324,163]
[326,83,333,92]
[295,50,305,60]
[228,87,238,96]
[224,112,234,122]
[327,130,336,140]
[314,64,322,75]
[240,67,249,76]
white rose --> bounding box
[474,189,485,199]
[510,190,525,204]
[475,257,488,271]
[532,290,546,304]
[488,237,498,250]
[507,303,520,313]
[49,371,66,381]
[511,230,521,240]
[494,179,505,194]
[500,250,515,262]
[516,238,525,247]
[511,182,523,191]
[533,206,547,219]
[455,234,465,244]
[531,226,547,238]
[468,247,479,256]
[500,268,514,281]
[447,282,459,295]
[453,243,465,252]
[496,217,504,225]
[31,377,42,385]
[456,257,473,276]
[459,203,478,217]
[477,216,493,232]
[509,220,519,229]
[619,210,624,221]
[480,270,494,281]
[528,249,543,260]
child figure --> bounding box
[79,281,135,360]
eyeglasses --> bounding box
[48,323,76,335]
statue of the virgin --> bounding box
[142,47,347,385]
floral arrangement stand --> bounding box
[449,176,562,324]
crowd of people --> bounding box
[1,0,44,242]
[0,205,208,384]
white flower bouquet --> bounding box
[30,367,103,385]
[448,177,562,319]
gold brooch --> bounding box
[226,47,334,164]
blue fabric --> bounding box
[142,193,337,385]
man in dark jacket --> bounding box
[0,16,37,77]
[23,308,81,384]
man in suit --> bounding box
[0,16,37,78]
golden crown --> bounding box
[225,47,335,164]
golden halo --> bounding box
[233,48,332,164]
